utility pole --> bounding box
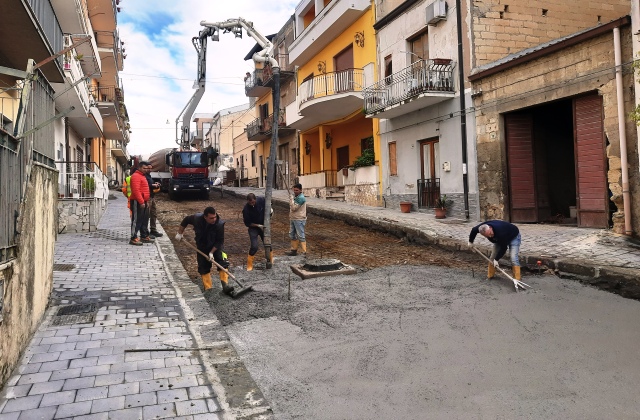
[262,66,280,268]
[456,0,470,219]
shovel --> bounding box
[471,246,531,292]
[180,240,253,298]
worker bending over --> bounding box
[175,207,234,295]
[468,220,522,281]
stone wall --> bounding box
[58,198,107,233]
[344,183,381,207]
[473,27,639,234]
[0,164,57,385]
[471,0,630,66]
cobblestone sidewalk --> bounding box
[0,202,227,420]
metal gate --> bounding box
[506,113,537,222]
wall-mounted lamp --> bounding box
[354,31,365,48]
[317,61,326,74]
[325,133,332,149]
[305,141,312,155]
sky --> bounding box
[118,0,299,158]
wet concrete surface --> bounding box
[156,193,640,419]
[225,265,640,419]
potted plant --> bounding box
[434,194,450,219]
[350,148,375,171]
[82,176,96,195]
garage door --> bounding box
[574,95,608,228]
[505,113,537,222]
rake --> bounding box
[471,246,531,292]
[181,240,254,298]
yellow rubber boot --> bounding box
[487,262,495,280]
[513,265,521,280]
[285,240,299,256]
[300,241,307,255]
[201,273,213,290]
[247,254,254,271]
[219,271,234,295]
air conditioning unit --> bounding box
[426,0,447,25]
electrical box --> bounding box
[426,0,447,25]
[442,161,451,172]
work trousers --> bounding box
[248,227,264,256]
[490,233,521,266]
[289,219,306,242]
[196,248,226,275]
[149,196,158,231]
[130,200,150,239]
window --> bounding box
[251,150,256,167]
[384,55,393,79]
[360,136,374,154]
[389,142,397,176]
[409,29,429,61]
[292,148,297,164]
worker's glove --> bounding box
[492,259,500,268]
[467,241,474,249]
[209,252,214,261]
[270,208,274,216]
[175,233,183,241]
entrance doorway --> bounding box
[419,138,440,207]
[337,146,349,171]
[505,94,609,228]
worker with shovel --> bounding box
[242,193,272,271]
[468,220,522,281]
[174,206,234,295]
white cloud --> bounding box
[118,0,298,158]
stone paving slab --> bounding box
[0,200,239,420]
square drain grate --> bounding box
[53,264,75,271]
[51,303,98,326]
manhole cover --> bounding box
[53,264,75,271]
[51,303,98,326]
[302,258,344,272]
[57,303,97,315]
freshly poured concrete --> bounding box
[225,265,640,419]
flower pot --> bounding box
[400,201,412,213]
[434,208,447,219]
[342,167,349,177]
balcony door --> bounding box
[334,45,354,92]
[420,138,440,207]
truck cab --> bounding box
[166,150,213,199]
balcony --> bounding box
[86,0,117,32]
[246,110,295,142]
[291,69,364,130]
[57,161,109,200]
[52,42,103,138]
[109,139,129,163]
[245,69,270,97]
[96,30,124,82]
[363,59,456,119]
[50,0,102,76]
[290,0,370,66]
[262,54,295,87]
[0,0,64,83]
[91,86,127,141]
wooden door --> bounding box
[573,95,608,228]
[337,146,350,170]
[420,139,440,207]
[506,113,537,222]
[334,45,354,92]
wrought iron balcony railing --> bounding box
[245,68,265,92]
[363,59,455,115]
[246,111,287,139]
[299,68,365,104]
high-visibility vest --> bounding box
[123,176,132,198]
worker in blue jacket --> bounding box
[468,220,521,281]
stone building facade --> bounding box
[470,17,638,235]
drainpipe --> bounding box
[455,0,470,219]
[614,27,633,235]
